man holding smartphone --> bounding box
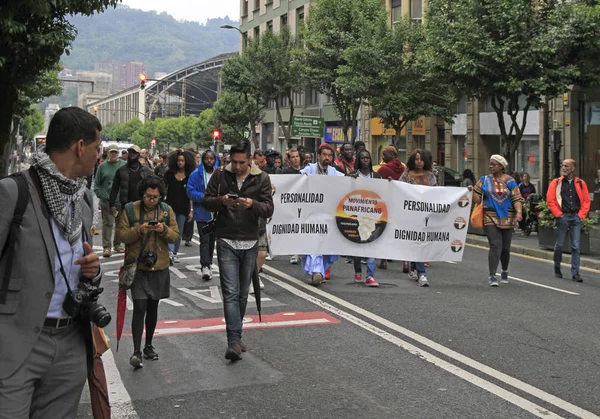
[202,139,274,361]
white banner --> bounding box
[267,175,472,262]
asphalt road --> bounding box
[77,230,600,419]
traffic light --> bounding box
[139,73,147,90]
[93,106,98,115]
[212,129,222,141]
[151,138,157,146]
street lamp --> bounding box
[220,24,244,35]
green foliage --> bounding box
[303,0,388,143]
[213,91,264,143]
[19,106,45,146]
[0,0,121,175]
[344,18,456,147]
[537,200,595,233]
[423,0,600,169]
[62,8,239,74]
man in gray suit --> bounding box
[0,107,103,419]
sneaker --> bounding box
[354,273,362,282]
[572,273,583,283]
[365,276,380,287]
[311,272,323,286]
[184,241,192,247]
[324,269,331,280]
[169,253,175,266]
[345,257,353,264]
[290,256,299,265]
[102,249,112,258]
[418,275,429,287]
[129,351,143,369]
[265,255,273,261]
[424,262,429,267]
[554,266,563,279]
[225,343,243,361]
[500,271,509,284]
[201,266,212,281]
[173,253,179,263]
[488,276,499,287]
[143,345,159,360]
[408,270,418,281]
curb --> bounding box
[466,235,600,271]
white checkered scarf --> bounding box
[32,151,87,249]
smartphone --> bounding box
[228,193,239,200]
[148,220,159,226]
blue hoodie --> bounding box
[187,155,219,222]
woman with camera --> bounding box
[118,175,180,369]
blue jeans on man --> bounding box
[216,239,258,345]
[553,213,581,276]
[168,213,187,254]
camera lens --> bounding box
[88,303,112,328]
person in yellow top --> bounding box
[118,175,180,369]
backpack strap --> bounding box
[0,173,30,305]
[159,202,170,225]
[125,202,136,226]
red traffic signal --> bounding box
[139,73,147,89]
[212,129,222,141]
[151,138,157,145]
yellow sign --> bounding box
[412,116,426,136]
[370,118,406,136]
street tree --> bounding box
[303,0,388,143]
[424,0,600,170]
[213,91,264,143]
[19,106,45,147]
[0,0,122,175]
[342,17,456,148]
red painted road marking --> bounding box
[119,312,340,337]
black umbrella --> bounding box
[252,265,262,322]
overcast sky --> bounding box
[122,0,240,23]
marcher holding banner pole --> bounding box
[473,155,523,287]
[400,149,438,287]
[300,143,344,285]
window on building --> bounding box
[305,88,319,106]
[281,14,288,28]
[392,0,402,23]
[253,0,260,11]
[242,32,248,49]
[297,6,305,23]
[254,26,260,39]
[410,0,422,22]
[242,0,248,16]
[267,20,273,32]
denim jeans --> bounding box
[168,213,187,254]
[216,239,258,345]
[554,213,581,276]
[411,262,426,276]
[196,221,216,267]
[353,257,376,278]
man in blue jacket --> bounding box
[187,150,219,280]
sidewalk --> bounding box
[466,229,600,271]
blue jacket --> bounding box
[187,159,220,222]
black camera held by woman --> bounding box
[63,282,111,328]
[139,250,158,268]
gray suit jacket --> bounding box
[0,169,96,380]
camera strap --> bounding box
[47,218,74,295]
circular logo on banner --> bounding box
[458,195,470,208]
[335,190,388,243]
[451,240,463,252]
[454,217,467,230]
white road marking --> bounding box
[496,273,580,296]
[445,261,457,264]
[191,238,200,245]
[169,267,187,279]
[126,295,133,311]
[161,298,184,307]
[101,344,139,418]
[263,265,598,419]
[178,286,222,304]
[154,318,331,336]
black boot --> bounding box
[554,266,563,278]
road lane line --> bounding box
[263,265,598,419]
[169,267,187,279]
[260,273,564,419]
[467,244,600,274]
[496,273,580,296]
[102,345,139,418]
[161,298,184,307]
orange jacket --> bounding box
[546,176,591,219]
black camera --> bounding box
[63,282,111,328]
[140,250,158,268]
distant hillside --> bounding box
[62,6,240,75]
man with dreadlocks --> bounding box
[0,107,103,418]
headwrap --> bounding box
[490,154,509,169]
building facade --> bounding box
[95,61,145,93]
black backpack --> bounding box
[0,173,30,304]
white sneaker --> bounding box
[418,275,429,287]
[172,253,179,263]
[201,266,212,281]
[265,255,273,261]
[290,256,299,264]
[408,270,418,281]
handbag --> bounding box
[118,206,154,290]
[470,176,486,229]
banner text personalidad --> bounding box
[267,175,472,261]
